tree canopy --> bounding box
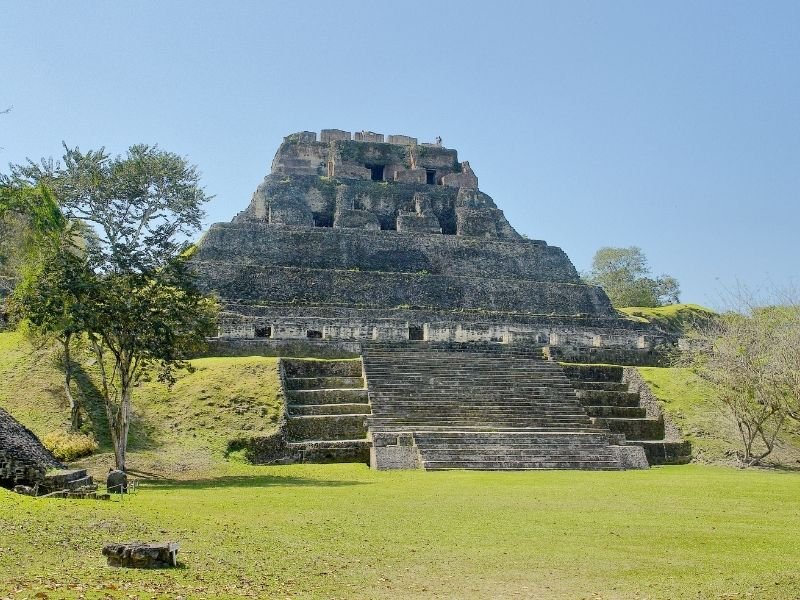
[586,246,680,308]
[7,144,218,470]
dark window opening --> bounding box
[314,213,333,227]
[408,326,425,341]
[255,325,271,338]
[365,164,385,181]
[306,329,323,339]
[426,169,436,185]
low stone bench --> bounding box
[102,542,179,568]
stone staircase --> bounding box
[562,365,691,465]
[361,342,643,470]
[281,358,371,463]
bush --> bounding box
[42,430,98,461]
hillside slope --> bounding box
[638,367,800,467]
[0,331,283,479]
[619,303,716,334]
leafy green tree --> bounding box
[586,246,680,308]
[10,145,218,470]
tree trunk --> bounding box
[62,334,81,431]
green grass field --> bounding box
[2,464,800,599]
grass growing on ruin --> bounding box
[619,303,716,333]
[1,464,800,599]
[0,331,283,479]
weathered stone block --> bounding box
[396,212,441,234]
[354,131,384,143]
[387,134,417,145]
[334,209,381,230]
[320,129,351,143]
[102,542,179,568]
[370,432,421,470]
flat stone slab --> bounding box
[102,542,179,568]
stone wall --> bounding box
[235,174,518,238]
[195,262,615,316]
[212,306,671,353]
[197,223,571,280]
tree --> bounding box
[11,220,93,430]
[679,302,800,466]
[586,246,680,308]
[10,145,218,470]
[0,182,67,325]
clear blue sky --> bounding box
[2,1,798,307]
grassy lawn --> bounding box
[1,464,799,599]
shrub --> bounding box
[42,430,98,461]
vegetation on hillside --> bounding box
[0,330,283,478]
[676,303,800,465]
[619,303,717,334]
[638,367,800,467]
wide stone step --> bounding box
[286,415,368,441]
[289,403,372,416]
[285,376,364,390]
[591,417,665,440]
[560,365,623,383]
[371,425,611,434]
[423,460,622,471]
[371,409,589,418]
[286,439,371,464]
[626,440,692,465]
[374,410,589,418]
[577,390,641,407]
[413,432,613,442]
[572,381,629,392]
[373,421,597,430]
[287,388,370,405]
[282,359,362,378]
[583,405,647,418]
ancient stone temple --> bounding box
[193,130,665,355]
[193,130,685,471]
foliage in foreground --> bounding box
[41,429,98,462]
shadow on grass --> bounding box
[758,462,800,473]
[73,363,156,452]
[141,474,369,491]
